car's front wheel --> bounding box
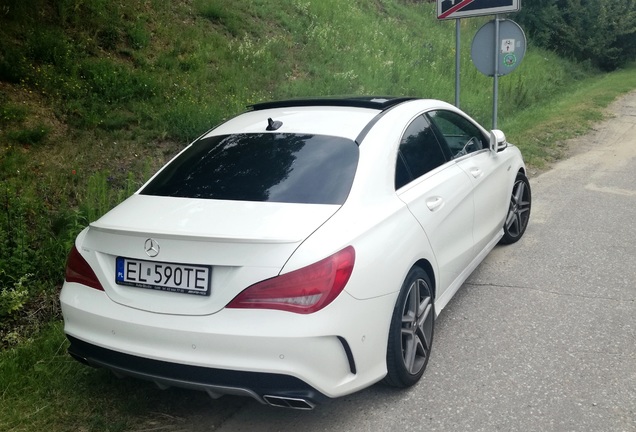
[501,172,531,244]
[384,267,434,388]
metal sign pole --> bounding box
[440,1,524,121]
[492,14,500,129]
[455,18,461,108]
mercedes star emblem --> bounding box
[144,238,160,257]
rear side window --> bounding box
[141,133,359,205]
[395,115,447,189]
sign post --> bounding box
[455,19,461,108]
[437,0,521,114]
[493,16,500,129]
[470,18,526,128]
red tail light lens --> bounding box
[65,246,104,291]
[227,246,355,314]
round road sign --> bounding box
[471,19,526,77]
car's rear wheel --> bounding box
[501,172,531,244]
[384,267,434,388]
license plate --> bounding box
[116,257,211,296]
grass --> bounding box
[0,322,233,432]
[0,0,635,429]
[7,125,50,145]
[501,64,636,168]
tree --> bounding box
[515,0,636,70]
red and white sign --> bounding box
[437,0,520,20]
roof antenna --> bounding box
[266,117,283,131]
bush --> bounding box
[0,274,31,317]
[7,125,50,145]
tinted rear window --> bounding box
[141,133,359,204]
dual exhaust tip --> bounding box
[262,395,316,410]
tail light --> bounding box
[227,246,355,314]
[65,246,104,291]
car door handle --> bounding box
[469,167,483,178]
[426,197,444,211]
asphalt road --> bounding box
[150,92,636,432]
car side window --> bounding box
[428,110,487,159]
[395,115,447,189]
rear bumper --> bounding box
[66,335,327,409]
[60,281,395,403]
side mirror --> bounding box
[489,129,508,152]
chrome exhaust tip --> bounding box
[68,351,91,366]
[263,395,315,410]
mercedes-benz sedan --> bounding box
[61,97,531,409]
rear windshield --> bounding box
[141,133,359,204]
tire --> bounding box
[500,172,531,244]
[384,267,434,388]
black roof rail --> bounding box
[249,96,418,112]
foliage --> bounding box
[0,166,142,348]
[7,125,50,145]
[514,0,636,71]
[0,274,31,317]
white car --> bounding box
[61,97,531,409]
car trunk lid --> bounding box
[79,194,339,315]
